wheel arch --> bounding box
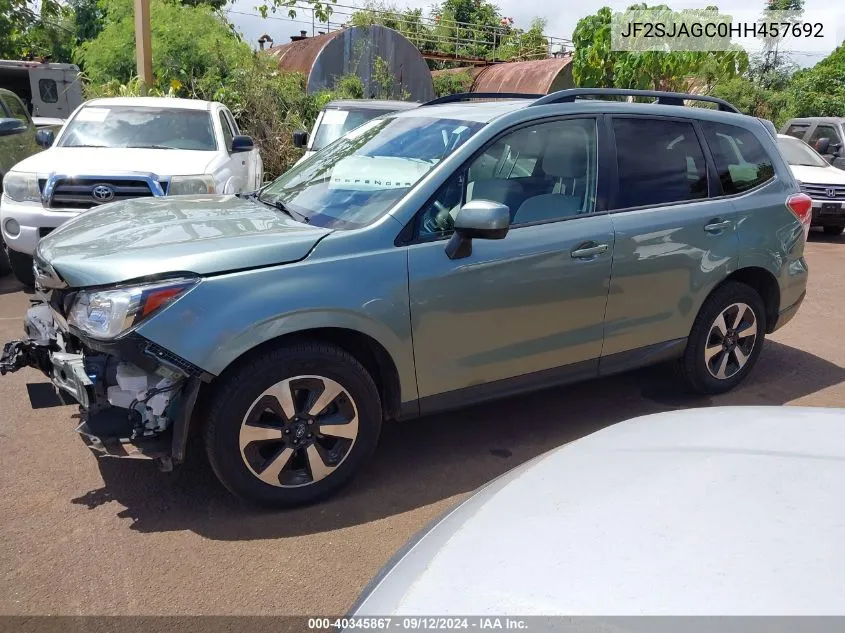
[197,326,405,425]
[722,266,780,333]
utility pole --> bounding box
[134,0,153,94]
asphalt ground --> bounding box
[1,233,843,616]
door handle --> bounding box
[571,243,609,259]
[704,219,732,233]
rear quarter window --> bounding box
[701,122,775,195]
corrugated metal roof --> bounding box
[472,57,573,94]
[266,31,342,75]
[266,26,434,101]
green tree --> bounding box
[77,0,251,91]
[495,17,548,61]
[0,0,76,61]
[788,43,845,118]
[572,4,747,92]
[433,68,474,96]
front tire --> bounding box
[7,249,34,287]
[676,281,766,395]
[823,225,844,236]
[204,341,382,507]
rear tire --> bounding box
[204,340,382,507]
[7,249,34,287]
[823,226,844,236]
[675,281,766,395]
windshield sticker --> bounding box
[322,109,350,125]
[329,156,432,191]
[75,107,110,122]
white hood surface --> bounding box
[790,163,845,185]
[354,406,845,616]
[10,147,216,177]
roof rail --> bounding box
[530,88,741,113]
[422,92,544,106]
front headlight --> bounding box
[3,172,41,203]
[68,278,198,340]
[168,175,216,195]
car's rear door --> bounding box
[600,115,740,372]
[406,116,615,411]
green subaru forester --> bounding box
[1,89,810,507]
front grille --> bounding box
[39,227,54,238]
[800,182,845,200]
[47,178,157,210]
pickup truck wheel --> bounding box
[7,249,34,287]
[675,281,765,395]
[823,226,844,236]
[204,341,382,507]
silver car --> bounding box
[351,406,845,616]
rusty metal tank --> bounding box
[267,26,434,102]
[431,56,574,95]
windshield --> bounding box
[311,108,392,151]
[778,136,829,168]
[59,106,217,151]
[260,115,485,229]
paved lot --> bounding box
[1,235,844,616]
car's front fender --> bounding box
[134,247,418,403]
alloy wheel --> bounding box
[238,375,359,488]
[704,302,758,380]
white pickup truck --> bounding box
[0,96,263,286]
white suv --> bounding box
[777,134,845,236]
[0,96,263,285]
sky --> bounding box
[224,0,844,67]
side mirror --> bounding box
[0,118,27,137]
[293,130,308,149]
[35,128,54,148]
[231,135,254,153]
[815,137,831,155]
[445,199,510,261]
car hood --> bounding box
[353,406,845,616]
[11,147,215,176]
[790,163,845,184]
[37,195,332,287]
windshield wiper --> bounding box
[257,195,310,224]
[66,144,108,148]
[126,144,178,150]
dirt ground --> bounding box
[1,234,843,616]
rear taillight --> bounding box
[787,192,813,230]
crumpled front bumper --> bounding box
[1,303,202,467]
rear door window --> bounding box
[784,123,810,140]
[612,117,708,209]
[701,122,775,195]
[808,124,843,151]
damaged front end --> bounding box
[1,265,205,471]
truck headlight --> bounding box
[68,278,198,340]
[3,172,41,203]
[168,175,216,195]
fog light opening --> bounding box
[4,218,20,237]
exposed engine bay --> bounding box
[1,296,202,470]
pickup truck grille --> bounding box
[46,178,160,210]
[800,183,845,200]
